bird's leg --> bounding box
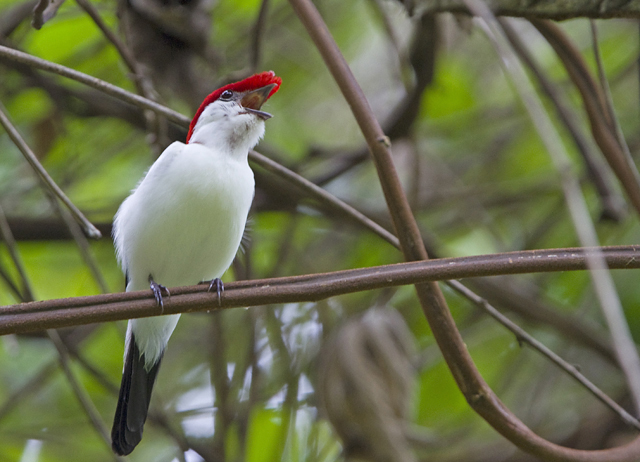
[207,278,224,306]
[149,275,170,314]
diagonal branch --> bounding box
[499,18,625,221]
[0,203,34,301]
[0,44,190,126]
[45,192,110,293]
[287,1,640,460]
[531,19,640,219]
[0,100,101,238]
[451,281,640,431]
[249,150,398,246]
[73,0,169,153]
[473,2,640,415]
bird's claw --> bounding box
[149,275,170,314]
[207,278,224,307]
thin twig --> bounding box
[590,21,616,129]
[589,20,638,196]
[73,0,168,153]
[0,263,28,301]
[74,0,139,77]
[0,203,34,301]
[45,191,110,293]
[470,1,640,416]
[449,280,640,431]
[0,100,101,238]
[69,349,118,394]
[367,0,413,91]
[466,277,615,364]
[236,309,260,459]
[210,313,230,458]
[0,361,58,422]
[250,0,270,71]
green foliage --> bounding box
[0,0,640,460]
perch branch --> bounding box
[1,246,638,334]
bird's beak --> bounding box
[240,83,277,120]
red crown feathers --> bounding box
[187,71,282,143]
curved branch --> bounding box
[531,19,640,218]
[286,1,640,461]
[499,18,625,221]
[450,281,640,431]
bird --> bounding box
[110,71,281,455]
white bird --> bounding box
[111,71,281,455]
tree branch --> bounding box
[450,281,640,431]
[531,19,640,219]
[499,18,625,221]
[0,100,101,238]
[414,0,640,20]
[473,0,640,415]
[0,44,190,126]
[1,246,639,335]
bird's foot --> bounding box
[149,275,170,314]
[207,278,224,307]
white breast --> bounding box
[114,141,255,292]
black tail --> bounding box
[111,334,163,455]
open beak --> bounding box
[240,83,277,120]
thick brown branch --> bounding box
[450,280,640,431]
[415,0,640,20]
[286,2,640,460]
[1,246,639,335]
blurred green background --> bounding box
[0,0,639,460]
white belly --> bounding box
[113,142,255,366]
[115,142,255,292]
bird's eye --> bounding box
[220,90,234,101]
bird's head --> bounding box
[186,71,282,152]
